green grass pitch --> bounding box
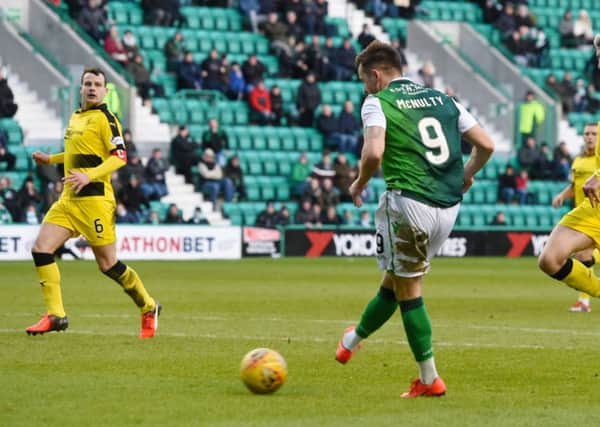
[2,257,600,426]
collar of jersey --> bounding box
[76,103,108,114]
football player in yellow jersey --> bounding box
[551,123,598,312]
[539,36,600,304]
[25,68,161,338]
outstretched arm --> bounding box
[32,151,64,165]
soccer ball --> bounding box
[240,348,288,394]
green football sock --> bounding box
[400,297,433,362]
[355,287,398,338]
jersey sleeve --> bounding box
[452,99,478,134]
[361,95,386,129]
[100,107,124,153]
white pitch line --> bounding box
[4,312,600,338]
[0,328,549,349]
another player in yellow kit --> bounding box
[551,123,599,312]
[539,35,600,301]
[25,68,161,338]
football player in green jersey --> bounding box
[335,41,494,398]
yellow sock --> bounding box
[104,261,155,313]
[579,292,591,302]
[34,259,66,317]
[559,259,600,298]
[593,249,600,264]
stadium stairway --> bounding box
[160,167,226,224]
[328,0,389,41]
[7,69,62,146]
[132,96,170,145]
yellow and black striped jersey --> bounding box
[61,103,123,201]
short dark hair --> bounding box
[81,67,107,85]
[355,40,403,74]
[584,122,598,128]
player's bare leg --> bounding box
[539,225,600,297]
[26,223,72,335]
[93,244,161,338]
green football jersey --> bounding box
[373,79,466,208]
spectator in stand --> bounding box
[335,100,361,153]
[242,54,267,90]
[164,203,184,224]
[313,201,323,224]
[117,174,148,221]
[295,198,318,227]
[0,68,18,118]
[270,85,285,125]
[127,54,165,103]
[559,10,577,47]
[518,90,545,144]
[335,38,358,81]
[494,1,516,38]
[277,205,291,226]
[313,0,328,35]
[490,211,507,226]
[119,153,145,187]
[255,200,279,228]
[506,30,530,67]
[17,178,41,221]
[322,205,342,226]
[290,152,312,197]
[42,180,63,214]
[573,79,589,113]
[302,176,322,205]
[122,129,138,160]
[586,83,600,112]
[24,203,40,225]
[390,38,409,74]
[142,148,169,200]
[316,105,339,149]
[482,0,501,24]
[164,31,185,72]
[258,0,278,15]
[0,198,12,224]
[297,72,322,127]
[519,136,543,175]
[77,0,108,43]
[227,62,246,100]
[202,118,229,166]
[146,210,160,225]
[357,210,372,227]
[342,208,354,226]
[515,170,529,205]
[544,73,563,100]
[498,165,517,204]
[248,80,275,125]
[0,175,19,221]
[171,125,200,183]
[188,206,209,225]
[176,51,202,90]
[574,10,594,47]
[224,154,246,200]
[320,37,338,81]
[104,26,128,66]
[0,143,16,171]
[319,177,340,209]
[417,61,436,88]
[358,24,376,50]
[239,0,260,33]
[333,152,355,202]
[532,142,553,180]
[312,150,336,182]
[514,3,534,29]
[115,202,138,224]
[285,10,305,42]
[142,0,184,27]
[260,12,289,55]
[552,141,572,180]
[198,148,234,205]
[122,30,141,63]
[201,49,226,92]
[559,72,577,114]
